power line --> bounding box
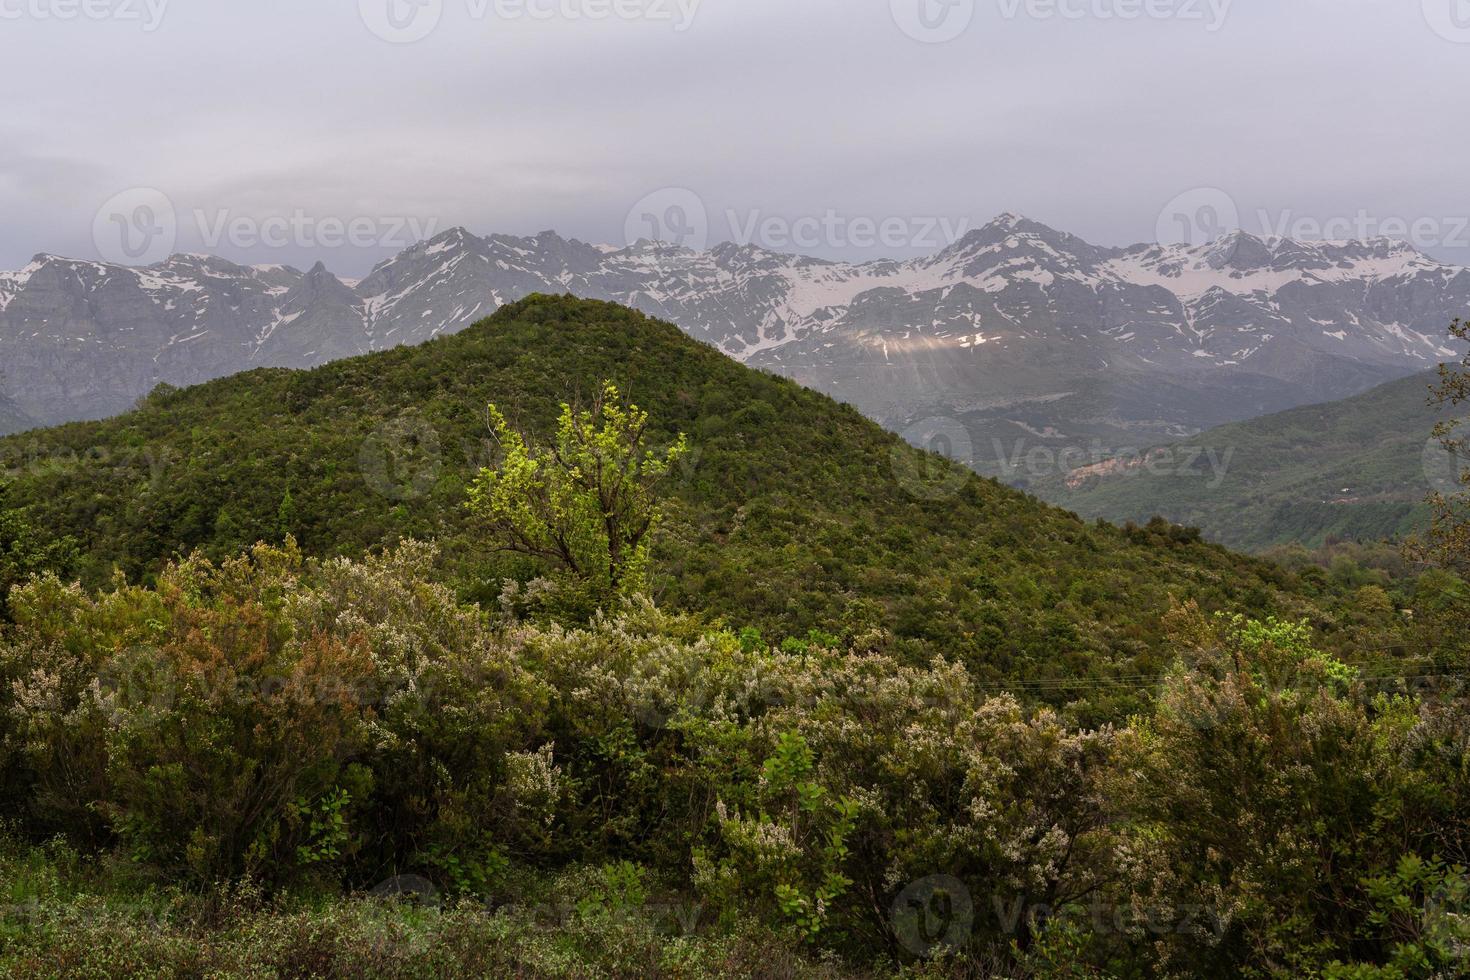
[967,669,1470,695]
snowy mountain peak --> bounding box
[1,216,1466,431]
[417,227,478,256]
[154,252,270,279]
[27,252,105,271]
[1204,230,1273,270]
[934,213,1104,284]
[951,212,1064,246]
[295,262,360,304]
[997,212,1070,236]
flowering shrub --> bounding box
[284,541,553,891]
[1,542,1468,975]
[0,542,554,889]
[696,731,857,939]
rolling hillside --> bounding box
[0,295,1357,715]
[1037,371,1460,551]
[1,298,1462,979]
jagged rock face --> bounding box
[0,253,291,423]
[1,215,1466,450]
[746,220,1468,445]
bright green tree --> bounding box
[467,381,688,598]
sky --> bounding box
[2,0,1469,276]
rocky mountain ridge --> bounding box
[2,215,1464,446]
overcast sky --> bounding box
[3,0,1469,275]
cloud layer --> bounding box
[4,0,1468,275]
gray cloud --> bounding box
[2,0,1468,275]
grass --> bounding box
[0,835,866,980]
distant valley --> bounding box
[1032,370,1462,551]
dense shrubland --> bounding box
[0,297,1429,727]
[0,300,1467,976]
[0,542,1466,976]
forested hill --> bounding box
[1039,370,1455,551]
[0,295,1382,715]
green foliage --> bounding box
[0,836,848,979]
[0,296,1420,724]
[1323,855,1470,978]
[0,297,1465,975]
[698,731,857,940]
[779,629,841,656]
[0,541,554,890]
[1114,604,1470,976]
[0,539,1465,975]
[0,480,75,619]
[420,840,510,898]
[574,860,650,919]
[1,542,377,883]
[467,379,688,605]
[293,786,356,867]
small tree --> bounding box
[1417,319,1470,574]
[467,381,688,599]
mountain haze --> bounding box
[0,385,32,436]
[2,217,1464,449]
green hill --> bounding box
[0,295,1370,713]
[3,296,1467,978]
[1034,371,1459,552]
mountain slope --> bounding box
[748,220,1463,442]
[2,218,1465,445]
[0,295,1353,715]
[0,389,33,436]
[1036,371,1460,550]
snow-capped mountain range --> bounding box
[2,214,1466,448]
